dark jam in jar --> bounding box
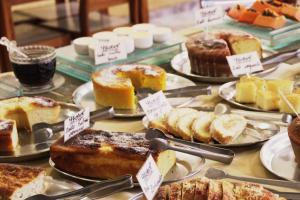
[9,45,56,87]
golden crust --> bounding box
[0,164,45,199]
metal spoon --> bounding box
[205,168,300,190]
[33,107,115,143]
[214,103,292,124]
[147,129,235,164]
[25,175,133,200]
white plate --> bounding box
[142,116,279,148]
[260,132,300,181]
[171,52,278,83]
[49,151,205,185]
[72,73,195,117]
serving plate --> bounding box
[0,102,81,162]
[142,116,280,148]
[219,81,295,114]
[260,132,300,181]
[49,151,205,185]
[171,52,278,83]
[72,73,196,118]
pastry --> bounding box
[238,8,260,23]
[252,1,270,12]
[228,4,246,20]
[50,129,176,180]
[210,114,247,144]
[92,64,166,110]
[0,96,61,131]
[0,164,46,200]
[191,112,215,143]
[265,0,283,13]
[0,120,18,152]
[253,8,286,29]
[185,30,262,77]
[148,177,285,200]
[288,118,300,165]
[281,3,300,21]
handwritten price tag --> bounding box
[136,155,163,200]
[195,6,224,26]
[226,52,263,77]
[139,91,172,121]
[95,38,127,65]
[64,108,90,143]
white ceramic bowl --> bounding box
[132,31,153,49]
[92,31,117,40]
[153,27,172,43]
[113,27,134,37]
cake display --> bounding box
[92,64,166,110]
[0,164,46,200]
[288,118,300,165]
[50,129,176,180]
[0,96,61,152]
[145,177,285,200]
[185,31,262,77]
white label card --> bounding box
[95,38,127,65]
[139,91,172,121]
[226,52,263,77]
[195,6,224,26]
[64,108,90,143]
[136,155,163,200]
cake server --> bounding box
[33,106,115,143]
[262,48,300,66]
[25,175,133,200]
[205,168,300,190]
[147,129,235,164]
[136,85,212,99]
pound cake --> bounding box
[0,164,46,200]
[146,177,285,200]
[0,96,60,152]
[92,64,166,110]
[185,30,262,77]
[50,129,176,180]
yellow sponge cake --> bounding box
[92,64,166,110]
[235,81,257,103]
[279,93,300,114]
[256,90,280,111]
[266,80,294,95]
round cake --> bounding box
[92,64,166,110]
[288,117,300,165]
[185,30,262,77]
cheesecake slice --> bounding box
[50,129,176,180]
[0,164,46,200]
[0,120,18,152]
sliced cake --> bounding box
[0,120,18,152]
[50,129,176,180]
[176,112,201,140]
[228,4,246,20]
[191,112,215,143]
[253,9,286,29]
[256,89,280,111]
[238,8,259,24]
[0,164,46,200]
[279,93,300,113]
[92,64,166,110]
[210,114,247,144]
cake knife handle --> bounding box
[52,175,133,199]
[226,174,300,190]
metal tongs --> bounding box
[136,85,212,100]
[25,175,133,200]
[146,129,235,164]
[262,48,300,66]
[33,106,115,143]
[206,168,300,199]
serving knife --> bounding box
[33,106,115,143]
[147,129,235,164]
[262,48,300,66]
[25,175,133,200]
[136,85,212,100]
